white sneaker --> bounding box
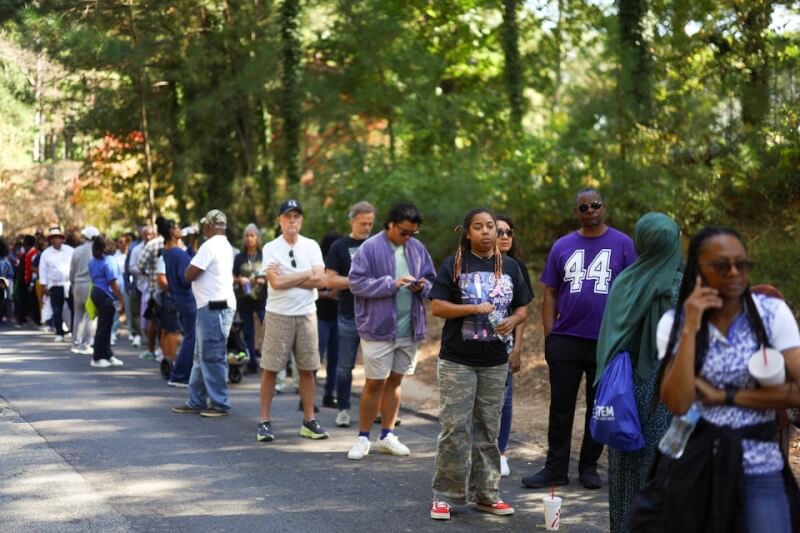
[131,335,141,348]
[155,348,164,362]
[110,333,117,346]
[54,335,64,342]
[500,455,511,477]
[90,359,112,368]
[335,410,351,428]
[347,436,371,460]
[77,346,93,355]
[377,433,410,456]
[109,356,124,366]
[70,346,81,354]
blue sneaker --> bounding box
[257,420,275,442]
[300,418,329,440]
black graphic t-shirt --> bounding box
[429,254,533,367]
[325,236,367,319]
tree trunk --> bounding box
[737,0,772,129]
[502,0,524,130]
[280,0,302,185]
[618,0,652,124]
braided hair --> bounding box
[453,208,503,285]
[656,226,768,389]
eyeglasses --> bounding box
[289,249,297,268]
[700,259,755,276]
[398,228,419,238]
[577,202,603,213]
[497,229,514,238]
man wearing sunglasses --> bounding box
[346,202,436,460]
[256,199,328,443]
[522,187,636,490]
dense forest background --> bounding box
[1,1,799,302]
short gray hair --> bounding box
[348,201,376,220]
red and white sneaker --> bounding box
[430,500,451,520]
[475,499,515,516]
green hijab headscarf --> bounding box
[595,212,683,383]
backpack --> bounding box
[589,350,644,451]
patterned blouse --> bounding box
[657,294,800,475]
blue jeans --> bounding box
[498,370,513,453]
[170,298,197,384]
[187,305,234,411]
[240,305,265,372]
[745,471,790,532]
[318,317,338,397]
[335,316,360,410]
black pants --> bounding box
[49,286,70,336]
[91,286,114,361]
[544,333,603,475]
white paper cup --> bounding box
[542,496,562,531]
[748,348,785,386]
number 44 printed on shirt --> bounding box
[563,249,612,294]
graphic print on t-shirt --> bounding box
[460,271,514,342]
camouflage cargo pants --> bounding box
[431,359,507,504]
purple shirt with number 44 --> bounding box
[541,227,636,340]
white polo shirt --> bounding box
[262,234,324,316]
[39,244,75,291]
[190,234,236,309]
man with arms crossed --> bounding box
[257,199,328,442]
[346,202,435,460]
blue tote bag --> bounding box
[589,351,644,451]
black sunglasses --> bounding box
[398,228,419,238]
[701,259,755,276]
[577,201,603,213]
[289,249,297,268]
[497,229,514,238]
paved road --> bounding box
[0,327,609,532]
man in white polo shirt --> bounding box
[256,199,327,442]
[39,226,74,342]
[172,209,236,418]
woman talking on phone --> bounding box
[428,208,532,521]
[633,227,800,532]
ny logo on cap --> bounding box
[287,200,298,208]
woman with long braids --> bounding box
[495,214,533,477]
[632,227,800,531]
[428,209,532,521]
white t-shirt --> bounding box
[262,235,324,316]
[190,235,236,309]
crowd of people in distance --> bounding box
[3,187,799,531]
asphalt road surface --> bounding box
[0,327,610,532]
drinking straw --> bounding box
[763,346,768,366]
[551,485,555,499]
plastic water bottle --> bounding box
[658,403,701,459]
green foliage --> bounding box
[0,0,798,304]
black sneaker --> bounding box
[199,406,230,418]
[298,401,320,413]
[521,468,569,489]
[579,468,603,489]
[172,404,202,414]
[300,418,329,440]
[257,420,275,442]
[322,395,339,409]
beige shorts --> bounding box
[260,312,320,372]
[360,337,418,380]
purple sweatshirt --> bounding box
[349,231,436,342]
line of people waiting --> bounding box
[5,186,799,530]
